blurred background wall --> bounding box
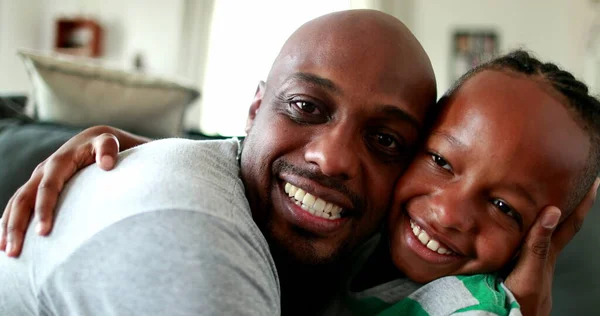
[1,0,598,135]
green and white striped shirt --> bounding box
[349,274,521,316]
[324,236,521,316]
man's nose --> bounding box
[429,186,478,234]
[304,126,360,180]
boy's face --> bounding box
[388,70,590,283]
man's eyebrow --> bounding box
[284,75,421,130]
[378,105,422,131]
[288,72,341,95]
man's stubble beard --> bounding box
[258,173,352,268]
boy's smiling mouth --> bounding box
[409,219,455,255]
[402,211,466,265]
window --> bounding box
[198,0,353,136]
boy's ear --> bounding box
[245,81,266,134]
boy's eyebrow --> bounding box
[431,131,466,149]
[433,130,536,227]
[508,183,537,212]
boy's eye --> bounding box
[431,153,452,171]
[491,199,523,226]
[291,101,320,115]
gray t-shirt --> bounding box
[0,138,280,315]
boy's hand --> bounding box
[505,178,599,316]
[0,125,148,257]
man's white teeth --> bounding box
[410,220,454,255]
[284,182,343,219]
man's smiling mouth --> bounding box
[409,219,456,255]
[284,182,344,220]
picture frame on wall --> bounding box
[54,18,103,57]
[450,30,499,83]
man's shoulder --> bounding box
[72,137,247,218]
[37,208,279,315]
[0,138,266,315]
[121,138,241,181]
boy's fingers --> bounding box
[6,184,39,257]
[94,133,120,170]
[504,206,560,315]
[551,178,598,252]
[0,194,15,251]
[34,159,78,236]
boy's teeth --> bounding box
[426,239,440,251]
[417,231,430,245]
[409,219,454,256]
[284,182,343,220]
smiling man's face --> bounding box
[241,10,436,265]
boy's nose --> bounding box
[429,186,478,234]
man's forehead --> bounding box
[272,47,425,99]
[265,14,436,127]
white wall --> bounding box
[409,0,596,97]
[0,1,43,94]
[0,0,187,93]
[198,0,354,136]
[40,0,186,76]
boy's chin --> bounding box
[405,270,446,284]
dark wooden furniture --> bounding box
[54,18,103,57]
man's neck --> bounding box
[351,237,402,292]
[271,250,343,315]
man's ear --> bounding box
[245,81,266,134]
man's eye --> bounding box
[366,132,407,160]
[290,101,320,115]
[431,153,452,171]
[491,199,522,225]
[373,133,397,149]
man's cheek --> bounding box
[368,176,398,218]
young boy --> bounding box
[337,50,600,315]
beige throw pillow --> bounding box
[19,50,200,137]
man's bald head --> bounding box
[242,9,436,270]
[268,9,435,104]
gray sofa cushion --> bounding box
[552,200,600,315]
[0,120,79,213]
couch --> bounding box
[0,102,597,315]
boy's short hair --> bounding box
[440,50,600,214]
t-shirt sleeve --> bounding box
[37,210,280,316]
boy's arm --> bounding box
[0,125,148,257]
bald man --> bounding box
[0,10,569,316]
[1,10,433,315]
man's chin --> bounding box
[267,225,347,267]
